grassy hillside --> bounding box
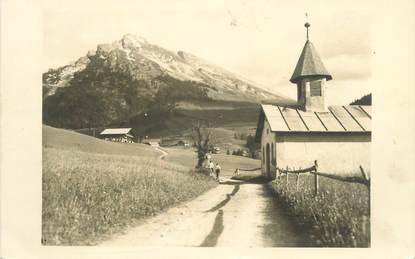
[208,127,256,152]
[42,125,217,245]
[43,125,158,158]
[72,100,262,143]
[164,147,261,175]
[160,126,255,153]
[124,100,261,138]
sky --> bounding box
[43,0,373,105]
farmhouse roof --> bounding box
[290,40,332,84]
[255,104,371,141]
[142,138,161,143]
[100,128,132,135]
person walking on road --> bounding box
[208,161,215,177]
[215,163,221,181]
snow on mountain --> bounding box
[43,34,285,102]
[43,56,90,97]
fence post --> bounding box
[314,160,319,197]
[359,166,370,186]
[286,173,289,187]
[285,166,289,187]
[296,173,300,191]
[359,165,371,216]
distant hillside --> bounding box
[350,93,372,105]
[43,125,158,158]
[71,100,262,138]
[43,34,292,130]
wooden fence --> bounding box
[276,160,370,197]
[234,161,370,198]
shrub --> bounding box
[192,167,212,176]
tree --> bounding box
[191,122,214,168]
[246,134,259,158]
[150,75,210,114]
[350,93,372,105]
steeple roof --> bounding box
[290,40,332,84]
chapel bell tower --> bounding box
[290,19,332,112]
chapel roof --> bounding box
[255,104,371,141]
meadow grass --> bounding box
[271,173,370,247]
[164,147,261,176]
[42,147,217,245]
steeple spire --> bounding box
[305,13,310,41]
[289,17,332,112]
[290,16,332,84]
[290,41,332,84]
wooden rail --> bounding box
[276,160,370,196]
[277,165,316,174]
[234,160,370,200]
[313,171,370,186]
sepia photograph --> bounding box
[41,1,372,248]
[1,0,414,258]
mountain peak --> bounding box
[121,34,148,49]
[44,34,289,105]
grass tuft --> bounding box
[271,174,370,247]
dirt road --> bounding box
[100,179,309,247]
[153,146,168,160]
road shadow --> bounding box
[204,185,240,212]
[219,174,269,186]
[199,210,224,247]
[230,174,269,183]
[199,184,241,247]
[258,183,313,247]
[200,179,312,247]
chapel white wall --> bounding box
[275,133,371,175]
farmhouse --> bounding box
[100,128,135,143]
[255,22,371,179]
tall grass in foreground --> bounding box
[271,174,370,247]
[42,147,217,245]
